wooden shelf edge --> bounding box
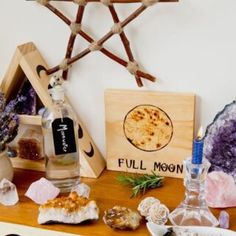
[11,156,104,178]
[11,157,45,172]
[19,115,42,126]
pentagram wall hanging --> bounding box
[28,0,177,87]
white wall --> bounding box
[1,0,236,156]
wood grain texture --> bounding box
[105,89,195,178]
[0,169,235,235]
[19,115,42,126]
[0,42,105,178]
[0,42,36,100]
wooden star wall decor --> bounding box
[28,0,177,87]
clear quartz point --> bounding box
[168,157,219,227]
[0,178,19,206]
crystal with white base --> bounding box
[168,157,219,227]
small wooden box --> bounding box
[105,89,195,178]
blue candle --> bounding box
[192,127,204,164]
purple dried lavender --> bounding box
[0,92,19,152]
[204,101,236,180]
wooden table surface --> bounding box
[0,169,235,235]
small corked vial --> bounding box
[18,129,44,160]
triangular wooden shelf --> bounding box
[0,42,105,178]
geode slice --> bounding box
[204,101,236,180]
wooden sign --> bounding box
[0,42,105,178]
[105,89,195,178]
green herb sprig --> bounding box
[116,172,164,198]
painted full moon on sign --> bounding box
[123,105,173,152]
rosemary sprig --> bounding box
[116,171,164,198]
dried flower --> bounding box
[0,92,19,152]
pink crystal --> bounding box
[219,210,229,229]
[206,171,236,208]
[0,178,19,206]
[25,178,60,204]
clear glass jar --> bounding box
[42,85,80,192]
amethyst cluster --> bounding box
[0,92,19,152]
[8,79,36,115]
[204,101,236,180]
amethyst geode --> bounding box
[8,79,37,115]
[204,101,236,180]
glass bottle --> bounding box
[42,79,80,192]
[168,157,219,226]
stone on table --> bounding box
[0,178,19,206]
[25,177,60,204]
[219,210,229,229]
[206,171,236,208]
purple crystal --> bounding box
[6,79,37,115]
[219,210,229,229]
[0,92,19,151]
[204,101,236,180]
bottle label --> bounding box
[52,117,77,155]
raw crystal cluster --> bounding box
[38,192,99,224]
[206,171,236,208]
[138,197,169,225]
[0,92,19,152]
[0,178,19,206]
[25,178,60,204]
[7,79,37,115]
[204,101,236,180]
[219,210,230,229]
[103,206,142,230]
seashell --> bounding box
[138,197,160,217]
[103,206,142,230]
[146,202,169,225]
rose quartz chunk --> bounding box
[25,178,60,204]
[206,171,236,208]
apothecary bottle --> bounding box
[42,82,80,192]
